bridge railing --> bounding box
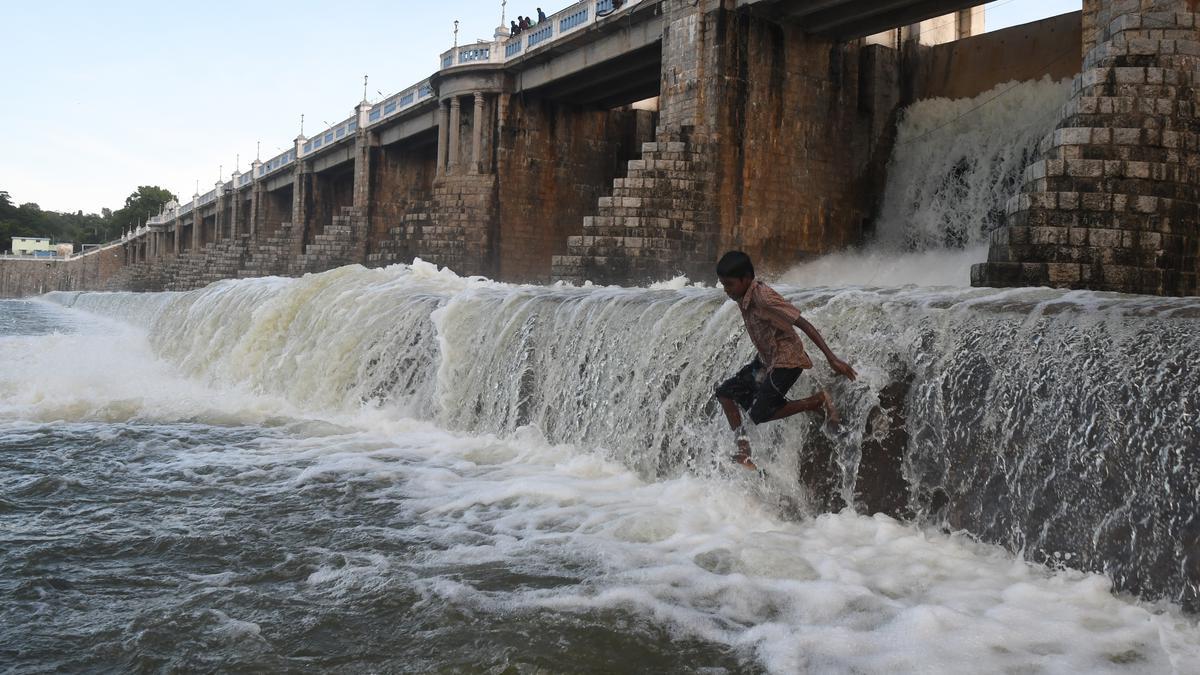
[367,79,436,127]
[301,114,358,157]
[440,0,642,71]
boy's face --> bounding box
[718,275,753,301]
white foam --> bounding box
[279,425,1200,674]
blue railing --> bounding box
[442,54,453,68]
[527,24,553,47]
[419,83,432,98]
[596,0,614,13]
[398,92,413,107]
[459,47,491,63]
[505,38,524,57]
[561,7,588,31]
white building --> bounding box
[11,237,55,257]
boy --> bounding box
[714,251,857,469]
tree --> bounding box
[110,186,176,235]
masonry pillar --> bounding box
[191,195,201,252]
[471,92,485,174]
[437,100,450,176]
[249,159,262,240]
[972,0,1200,296]
[230,173,242,238]
[215,181,226,241]
[173,218,180,255]
[448,96,461,175]
[353,136,373,211]
[291,145,311,257]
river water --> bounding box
[5,77,1200,673]
[2,262,1199,673]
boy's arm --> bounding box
[794,316,857,381]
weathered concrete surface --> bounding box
[0,245,126,298]
[909,11,1083,101]
[973,0,1200,295]
[498,100,653,282]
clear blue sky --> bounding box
[0,0,1080,214]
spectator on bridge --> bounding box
[511,20,521,36]
[537,8,547,23]
[520,15,531,30]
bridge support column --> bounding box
[291,161,312,257]
[173,219,180,255]
[471,92,485,174]
[215,187,227,242]
[249,159,262,241]
[191,201,201,252]
[448,96,461,175]
[437,100,450,176]
[230,176,242,239]
[353,131,374,211]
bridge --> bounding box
[125,0,991,285]
[14,0,1193,299]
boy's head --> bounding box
[716,251,754,301]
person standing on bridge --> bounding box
[713,251,857,470]
[537,8,547,23]
[511,19,521,35]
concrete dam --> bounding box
[3,0,1200,654]
[12,0,1189,297]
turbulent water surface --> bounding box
[2,264,1199,673]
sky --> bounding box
[0,0,1082,215]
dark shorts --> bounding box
[715,359,803,425]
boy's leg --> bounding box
[717,396,744,431]
[749,368,840,426]
[764,392,838,425]
[714,363,759,468]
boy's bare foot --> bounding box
[820,390,840,426]
[730,439,757,469]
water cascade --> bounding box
[875,76,1072,251]
[46,261,1200,609]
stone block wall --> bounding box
[552,138,716,284]
[0,245,126,298]
[427,175,496,277]
[498,99,653,283]
[366,140,437,264]
[294,207,368,274]
[973,0,1200,295]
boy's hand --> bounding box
[829,358,857,381]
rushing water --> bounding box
[2,262,1199,673]
[3,70,1197,675]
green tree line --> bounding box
[1,186,176,255]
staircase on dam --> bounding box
[294,207,370,274]
[552,138,716,285]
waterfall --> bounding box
[875,76,1072,250]
[45,261,1200,608]
[780,77,1073,288]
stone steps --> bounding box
[553,139,716,285]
